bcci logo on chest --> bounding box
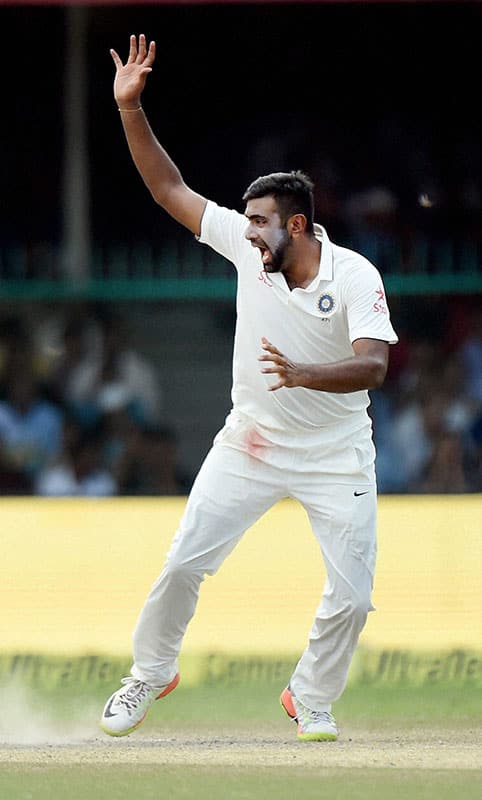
[318,293,335,316]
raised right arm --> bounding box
[110,34,207,236]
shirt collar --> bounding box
[314,224,334,282]
[293,224,334,293]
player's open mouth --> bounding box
[258,246,271,265]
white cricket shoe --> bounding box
[280,686,338,741]
[100,673,180,737]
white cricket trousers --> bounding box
[130,439,377,711]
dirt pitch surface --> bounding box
[1,725,482,770]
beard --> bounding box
[264,229,291,273]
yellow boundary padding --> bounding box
[1,495,481,654]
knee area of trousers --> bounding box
[347,594,372,622]
[332,594,371,623]
[163,558,204,585]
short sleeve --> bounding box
[343,260,399,345]
[198,200,250,269]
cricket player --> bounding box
[101,34,398,742]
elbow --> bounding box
[150,183,171,207]
[369,359,388,390]
[148,172,185,208]
[150,178,186,213]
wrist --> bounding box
[118,104,142,112]
[298,364,317,390]
[116,95,142,111]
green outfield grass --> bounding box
[1,766,482,800]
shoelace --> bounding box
[308,710,335,724]
[118,679,152,713]
[296,700,335,727]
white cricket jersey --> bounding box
[198,200,398,455]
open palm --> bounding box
[110,34,156,109]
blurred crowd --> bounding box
[0,308,191,497]
[0,298,481,497]
[370,297,482,494]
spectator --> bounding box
[418,431,469,494]
[368,390,403,493]
[97,382,144,485]
[46,315,101,425]
[50,310,163,428]
[137,426,191,496]
[36,423,117,497]
[458,308,482,408]
[116,426,191,496]
[384,341,477,493]
[0,441,33,495]
[0,370,63,478]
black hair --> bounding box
[242,170,315,233]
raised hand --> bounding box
[110,34,156,110]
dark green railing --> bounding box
[1,236,481,300]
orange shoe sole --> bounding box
[156,672,180,700]
[280,686,297,720]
